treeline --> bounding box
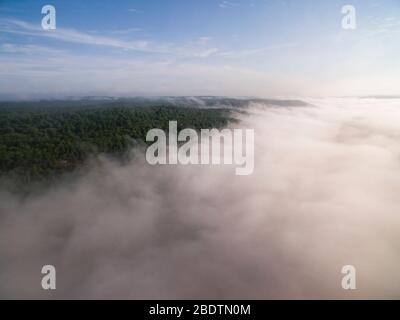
[0,102,235,186]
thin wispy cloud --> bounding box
[0,19,158,53]
[363,19,400,37]
[191,48,220,58]
[128,8,142,13]
[197,37,213,45]
[108,28,143,35]
[216,42,299,58]
[0,43,66,55]
[0,19,216,58]
[219,1,238,9]
[0,18,285,60]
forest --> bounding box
[0,99,236,190]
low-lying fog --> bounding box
[1,98,400,299]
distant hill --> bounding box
[0,96,310,109]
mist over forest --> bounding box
[1,97,400,299]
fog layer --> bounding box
[1,98,400,299]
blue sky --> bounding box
[0,0,399,98]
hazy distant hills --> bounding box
[357,95,400,99]
[75,96,311,108]
[0,96,310,109]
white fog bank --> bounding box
[1,98,400,299]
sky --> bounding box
[0,0,399,99]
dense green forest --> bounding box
[0,100,235,188]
